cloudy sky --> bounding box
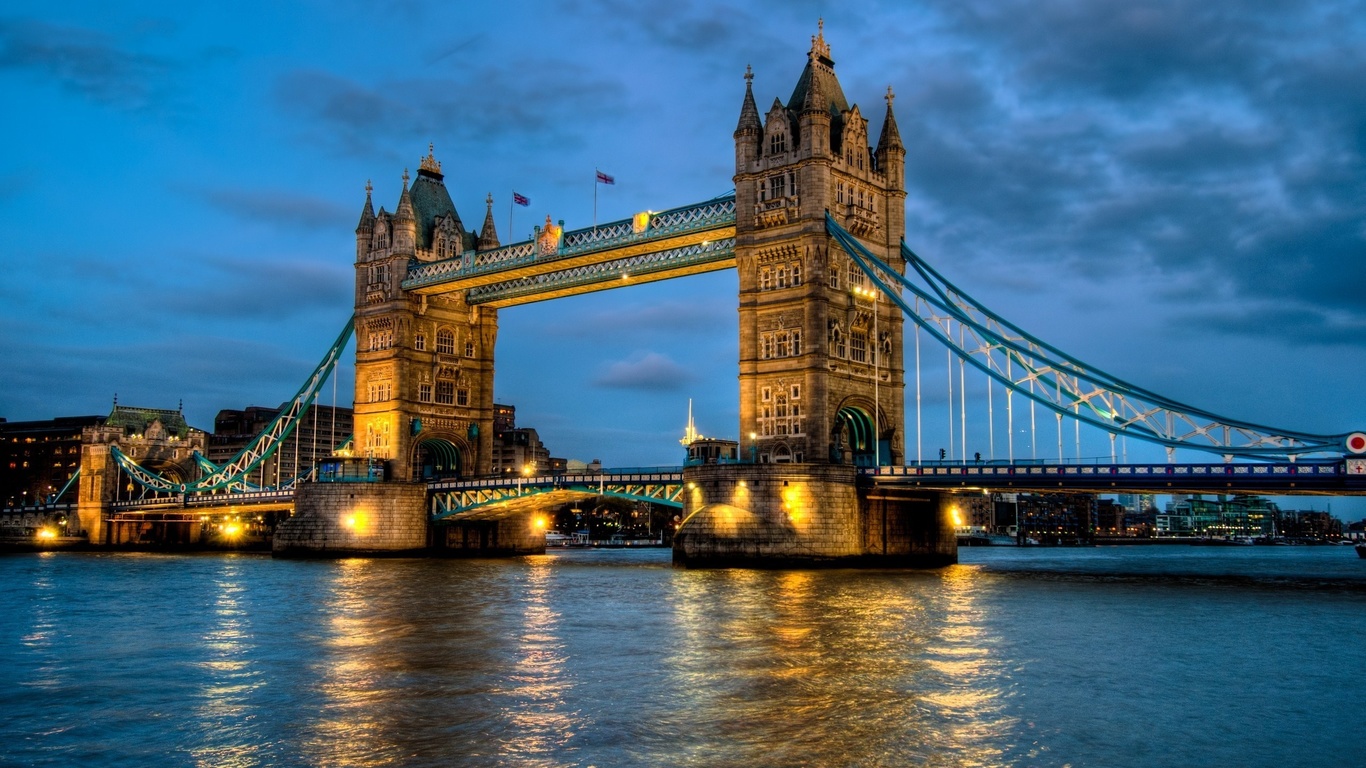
[1,1,1363,507]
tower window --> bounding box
[769,132,786,154]
[436,380,455,405]
[465,341,475,357]
[851,329,868,363]
[419,384,432,402]
[414,333,426,351]
[769,173,787,199]
[436,329,455,355]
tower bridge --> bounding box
[51,24,1366,562]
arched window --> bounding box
[791,261,802,286]
[759,268,771,291]
[436,329,455,355]
[791,330,801,356]
[769,131,786,155]
[776,266,787,289]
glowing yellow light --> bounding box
[36,528,56,540]
[949,508,962,527]
[223,523,242,537]
[534,517,547,529]
[522,463,535,477]
[343,516,357,529]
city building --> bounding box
[1157,495,1278,538]
[1,415,101,508]
[209,404,353,486]
[1015,492,1096,544]
[489,403,557,476]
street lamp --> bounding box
[519,462,534,495]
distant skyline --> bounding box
[2,2,1364,511]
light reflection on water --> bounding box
[0,547,1363,768]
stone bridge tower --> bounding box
[352,147,500,481]
[734,22,907,467]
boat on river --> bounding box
[1356,542,1366,559]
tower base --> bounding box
[673,464,956,568]
[273,481,429,558]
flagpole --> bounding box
[593,168,598,233]
[508,191,513,243]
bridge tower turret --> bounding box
[352,146,498,482]
[733,21,907,468]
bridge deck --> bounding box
[867,460,1366,495]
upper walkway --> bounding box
[402,195,737,306]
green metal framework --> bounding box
[429,470,684,521]
[826,213,1356,460]
[112,318,355,494]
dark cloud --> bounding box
[189,185,353,230]
[892,0,1366,349]
[0,18,172,111]
[273,63,628,156]
[158,257,351,321]
[592,352,694,390]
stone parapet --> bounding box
[273,481,429,558]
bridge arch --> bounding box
[832,402,882,467]
[411,432,470,481]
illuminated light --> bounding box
[223,523,242,537]
[534,517,547,529]
[687,482,696,489]
[632,211,652,234]
[949,508,963,527]
[36,528,56,540]
[343,516,357,529]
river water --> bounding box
[2,546,1363,768]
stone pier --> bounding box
[273,481,428,557]
[438,514,546,557]
[673,464,956,568]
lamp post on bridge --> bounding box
[854,286,880,469]
[519,462,534,495]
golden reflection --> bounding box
[664,562,1016,766]
[300,558,402,767]
[190,560,265,768]
[497,556,574,765]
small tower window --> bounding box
[465,341,476,357]
[414,333,426,351]
[770,132,787,155]
[791,261,802,286]
[769,174,787,199]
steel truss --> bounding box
[825,213,1353,460]
[112,318,355,494]
[404,195,737,292]
[429,471,684,520]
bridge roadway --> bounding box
[96,459,1366,521]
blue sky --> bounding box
[1,1,1364,513]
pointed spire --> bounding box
[810,17,831,62]
[802,60,826,113]
[876,85,903,152]
[395,169,415,222]
[735,64,761,136]
[356,179,375,232]
[478,192,500,250]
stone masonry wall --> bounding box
[273,481,428,557]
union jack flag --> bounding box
[595,170,615,185]
[512,192,530,206]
